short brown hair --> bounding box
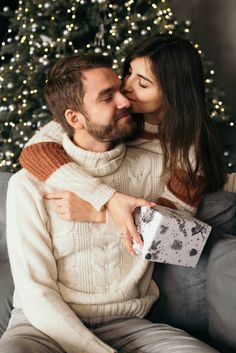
[44,54,113,134]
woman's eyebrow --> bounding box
[137,74,153,84]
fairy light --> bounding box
[0,0,234,173]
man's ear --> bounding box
[64,109,85,129]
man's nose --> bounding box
[116,92,131,109]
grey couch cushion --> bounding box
[0,172,14,337]
[148,252,209,335]
[148,191,236,340]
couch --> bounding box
[1,171,236,349]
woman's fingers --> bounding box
[133,198,156,209]
[126,217,143,245]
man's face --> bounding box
[81,67,136,143]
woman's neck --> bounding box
[143,111,163,125]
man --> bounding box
[1,54,218,352]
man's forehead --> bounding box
[83,67,121,93]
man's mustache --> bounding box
[115,108,132,121]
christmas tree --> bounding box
[0,0,234,172]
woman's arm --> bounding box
[157,169,205,215]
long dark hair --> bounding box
[123,34,226,194]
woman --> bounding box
[20,34,228,253]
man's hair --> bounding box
[44,54,113,134]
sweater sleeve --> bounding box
[129,138,204,215]
[19,120,115,211]
[6,174,117,353]
[156,169,205,215]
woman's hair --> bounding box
[123,34,226,194]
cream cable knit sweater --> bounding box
[23,120,202,214]
[7,134,167,353]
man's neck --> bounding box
[72,131,112,152]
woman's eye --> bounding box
[139,82,148,88]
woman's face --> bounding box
[123,57,164,124]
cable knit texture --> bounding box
[7,136,164,353]
[19,120,208,213]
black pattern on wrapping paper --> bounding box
[141,207,155,223]
[171,239,183,250]
[191,221,209,239]
[145,240,161,261]
[170,215,188,237]
[189,248,198,256]
[160,224,169,234]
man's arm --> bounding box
[6,174,116,353]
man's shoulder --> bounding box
[8,169,45,197]
[10,168,40,184]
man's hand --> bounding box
[106,192,156,256]
[44,191,106,223]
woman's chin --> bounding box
[130,103,139,114]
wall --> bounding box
[169,0,236,169]
[169,0,236,120]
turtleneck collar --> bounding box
[144,121,159,133]
[62,133,126,177]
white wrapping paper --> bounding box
[133,206,212,268]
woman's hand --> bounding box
[44,191,106,223]
[106,192,156,256]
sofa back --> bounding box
[0,172,14,337]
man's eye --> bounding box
[102,96,112,102]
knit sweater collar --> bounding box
[62,133,126,177]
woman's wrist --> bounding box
[94,208,106,223]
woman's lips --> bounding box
[126,96,136,102]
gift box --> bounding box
[133,206,212,268]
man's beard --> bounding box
[84,108,137,144]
